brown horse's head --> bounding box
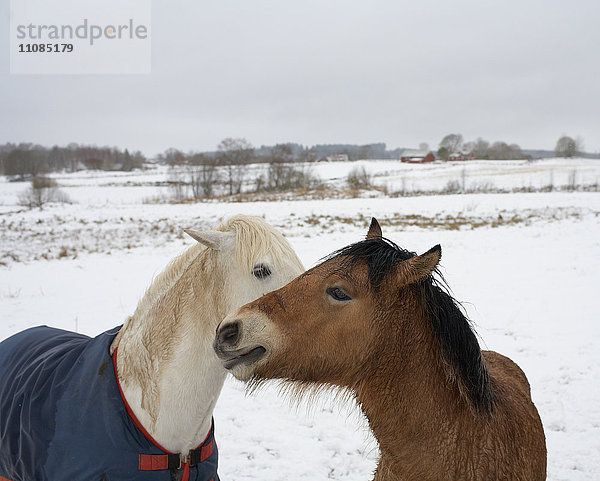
[218,217,454,372]
[215,218,493,413]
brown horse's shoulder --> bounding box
[482,350,531,398]
[478,351,547,480]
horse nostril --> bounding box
[218,321,240,346]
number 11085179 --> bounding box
[18,43,74,53]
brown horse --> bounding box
[214,219,547,481]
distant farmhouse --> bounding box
[400,149,435,163]
[448,151,475,161]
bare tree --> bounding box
[216,138,254,195]
[467,138,490,159]
[555,135,582,158]
[486,141,526,160]
[184,153,218,198]
[299,148,318,163]
[438,134,464,160]
[270,144,294,163]
[266,144,294,190]
[437,147,450,161]
[167,169,188,201]
[256,163,321,192]
[159,148,186,166]
[121,149,133,171]
[189,163,219,199]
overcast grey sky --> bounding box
[1,0,599,156]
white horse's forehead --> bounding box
[256,251,275,263]
[255,249,299,269]
[221,236,277,269]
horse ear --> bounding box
[184,229,232,250]
[398,245,441,286]
[366,217,382,239]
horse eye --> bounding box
[252,264,271,279]
[326,287,352,302]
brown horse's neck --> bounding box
[355,299,476,480]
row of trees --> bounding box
[0,143,145,179]
[1,134,588,181]
[163,134,588,170]
[436,134,584,160]
[168,138,321,198]
[157,141,399,167]
[437,134,527,160]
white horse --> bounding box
[0,215,303,480]
[111,214,304,457]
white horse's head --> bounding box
[119,214,305,345]
[184,215,304,317]
[112,215,304,453]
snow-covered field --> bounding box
[1,159,599,480]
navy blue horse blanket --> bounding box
[0,326,219,481]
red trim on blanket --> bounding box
[111,347,212,478]
[201,440,214,461]
[1,476,14,481]
[139,454,170,470]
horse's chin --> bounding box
[220,345,268,380]
[228,365,255,381]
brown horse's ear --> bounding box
[366,218,383,239]
[398,244,441,286]
[184,229,232,250]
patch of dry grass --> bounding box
[291,209,589,233]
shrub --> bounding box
[256,163,321,192]
[18,176,71,209]
[346,166,372,189]
[442,179,462,194]
[167,169,188,201]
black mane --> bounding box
[326,237,495,414]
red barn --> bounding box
[400,150,435,163]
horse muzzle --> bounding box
[214,318,269,373]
